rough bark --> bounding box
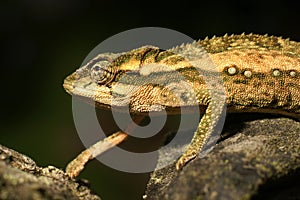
[0,144,101,200]
[145,114,300,200]
[1,114,300,200]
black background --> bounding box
[1,0,300,199]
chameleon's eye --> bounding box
[90,60,115,85]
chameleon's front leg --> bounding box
[66,131,128,178]
[176,102,214,170]
[66,115,145,178]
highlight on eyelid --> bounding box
[90,60,115,84]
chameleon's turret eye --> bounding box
[90,60,115,85]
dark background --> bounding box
[1,0,300,199]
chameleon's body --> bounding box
[63,33,300,177]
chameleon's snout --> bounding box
[63,72,77,94]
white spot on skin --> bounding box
[149,104,165,112]
[272,69,281,77]
[227,66,237,75]
[243,70,252,77]
[290,70,297,77]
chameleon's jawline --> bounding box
[72,95,207,116]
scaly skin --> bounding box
[63,33,300,177]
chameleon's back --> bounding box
[200,34,300,118]
[64,34,300,118]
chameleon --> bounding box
[63,33,300,178]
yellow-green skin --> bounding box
[64,33,300,169]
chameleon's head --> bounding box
[63,51,122,109]
[63,45,206,113]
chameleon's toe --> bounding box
[176,153,197,170]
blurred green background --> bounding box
[1,0,300,199]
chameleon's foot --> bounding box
[176,153,197,170]
[66,150,92,178]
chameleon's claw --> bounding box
[176,153,197,170]
[66,150,92,178]
[175,159,185,170]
